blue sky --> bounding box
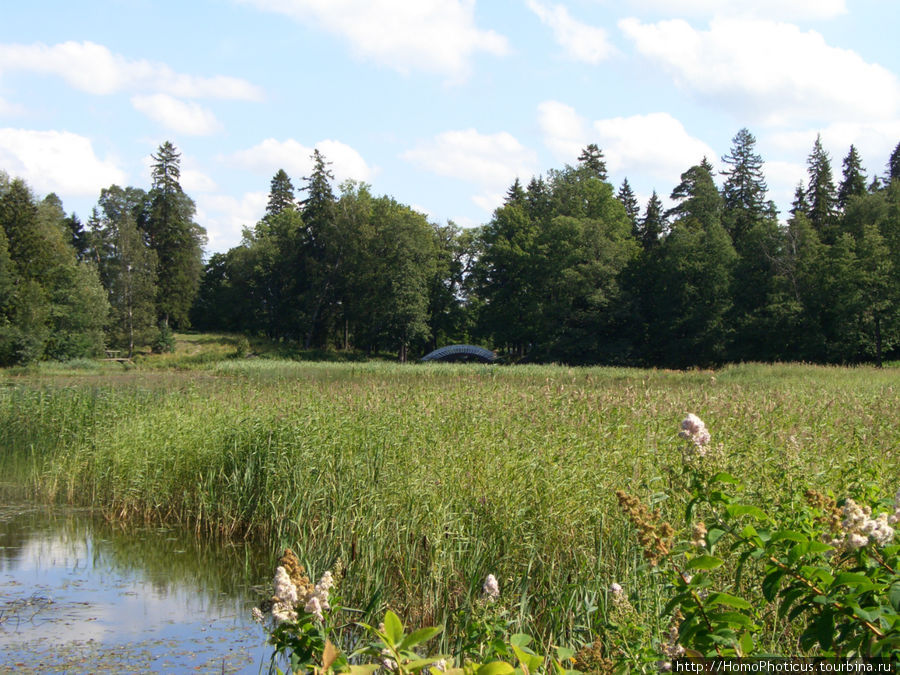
[2,0,899,253]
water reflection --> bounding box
[0,504,274,673]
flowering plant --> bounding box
[617,414,900,663]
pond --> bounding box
[0,503,276,673]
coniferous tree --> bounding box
[720,128,770,249]
[616,178,640,235]
[266,169,296,218]
[837,145,867,210]
[806,135,839,237]
[888,142,900,184]
[142,141,206,329]
[638,191,665,251]
[504,178,526,206]
[577,143,607,180]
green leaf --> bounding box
[348,666,380,675]
[509,634,532,650]
[383,610,404,646]
[706,592,752,610]
[738,631,753,657]
[726,504,769,520]
[476,663,516,675]
[555,646,576,662]
[711,471,740,484]
[890,582,900,611]
[707,528,727,546]
[687,554,724,570]
[762,569,786,602]
[833,572,871,588]
[769,530,808,544]
[399,626,443,651]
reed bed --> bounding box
[0,360,897,653]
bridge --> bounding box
[420,344,497,363]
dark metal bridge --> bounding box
[420,344,497,363]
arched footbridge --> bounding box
[420,344,497,363]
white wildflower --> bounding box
[271,565,299,624]
[305,595,323,621]
[251,607,265,624]
[835,499,895,550]
[381,648,397,671]
[679,413,710,452]
[433,659,448,672]
[690,522,707,548]
[482,574,500,602]
[609,582,624,596]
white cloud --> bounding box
[181,168,218,194]
[131,95,223,135]
[537,100,589,161]
[537,101,715,187]
[195,191,268,253]
[526,1,615,64]
[0,128,126,196]
[237,0,508,80]
[228,138,376,184]
[625,0,847,20]
[0,96,26,117]
[619,17,900,126]
[402,128,537,213]
[0,41,263,100]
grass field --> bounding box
[1,335,898,659]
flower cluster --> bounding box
[658,611,685,671]
[678,413,710,452]
[690,521,707,549]
[616,490,675,566]
[260,548,340,625]
[825,499,896,551]
[482,574,500,602]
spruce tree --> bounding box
[504,178,526,206]
[806,134,838,237]
[837,145,867,210]
[638,191,665,250]
[577,143,608,180]
[720,128,769,249]
[143,141,206,329]
[266,169,296,218]
[616,178,640,235]
[887,142,900,184]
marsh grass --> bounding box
[0,358,897,655]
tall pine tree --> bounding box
[806,135,839,238]
[837,145,867,210]
[142,141,206,329]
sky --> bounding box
[2,0,899,254]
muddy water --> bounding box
[0,504,275,673]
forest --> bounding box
[1,130,899,368]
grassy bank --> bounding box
[1,352,897,655]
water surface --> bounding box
[0,504,274,673]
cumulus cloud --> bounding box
[0,96,26,117]
[131,95,223,135]
[228,138,376,184]
[624,0,847,20]
[195,191,269,253]
[619,17,900,126]
[526,1,615,64]
[0,128,126,196]
[402,128,537,212]
[0,41,263,100]
[237,0,508,80]
[538,100,715,186]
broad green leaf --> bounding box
[348,666,380,675]
[706,592,752,610]
[383,610,404,646]
[711,471,740,484]
[687,554,724,570]
[890,582,900,611]
[769,530,808,544]
[739,631,753,657]
[833,572,871,588]
[762,569,786,602]
[476,663,516,675]
[555,646,576,662]
[509,634,532,649]
[399,626,443,651]
[726,504,769,520]
[707,528,727,546]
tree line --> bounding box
[2,131,899,366]
[0,141,205,364]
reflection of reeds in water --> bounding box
[0,361,898,650]
[0,504,271,610]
